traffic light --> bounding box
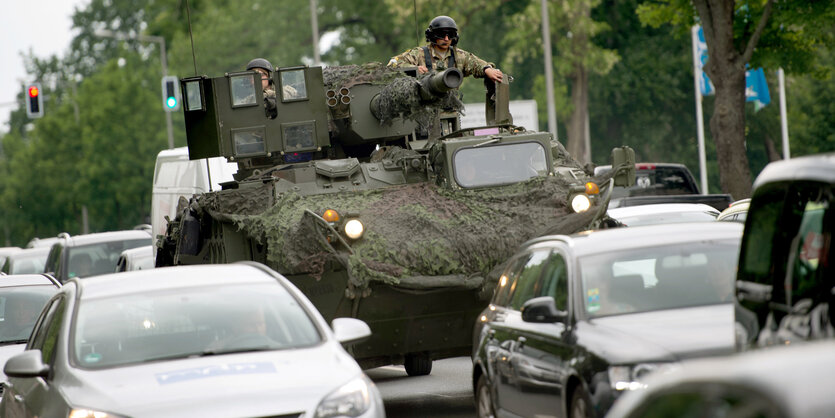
[161,75,181,112]
[25,83,44,119]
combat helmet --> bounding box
[246,58,274,74]
[425,15,459,46]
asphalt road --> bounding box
[367,356,476,418]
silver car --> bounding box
[2,263,385,418]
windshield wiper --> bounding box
[198,346,274,357]
[0,339,29,346]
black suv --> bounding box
[736,153,834,347]
[472,222,742,418]
[44,231,152,283]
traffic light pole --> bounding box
[95,30,174,149]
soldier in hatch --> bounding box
[387,15,503,83]
[245,58,300,119]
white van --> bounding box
[151,147,237,255]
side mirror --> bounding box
[332,317,371,344]
[736,281,772,304]
[4,350,49,379]
[521,296,567,323]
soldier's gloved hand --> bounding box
[417,65,429,74]
[264,96,277,119]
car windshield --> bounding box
[579,239,740,318]
[66,239,150,279]
[8,251,50,274]
[453,142,548,188]
[72,282,322,369]
[0,287,57,344]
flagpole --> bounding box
[691,26,709,195]
[778,68,790,159]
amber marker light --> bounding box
[323,209,340,223]
[585,182,600,195]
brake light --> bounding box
[636,163,656,170]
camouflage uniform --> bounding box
[387,44,495,78]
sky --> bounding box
[1,0,87,132]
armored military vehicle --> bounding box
[157,63,634,375]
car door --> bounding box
[492,248,558,417]
[4,295,66,418]
[506,249,571,418]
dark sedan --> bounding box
[472,222,743,418]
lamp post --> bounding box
[94,29,175,149]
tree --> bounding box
[638,0,835,199]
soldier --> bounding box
[388,15,503,83]
[246,58,278,118]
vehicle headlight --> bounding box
[69,409,127,418]
[570,193,592,213]
[343,219,364,240]
[608,363,677,391]
[314,375,374,418]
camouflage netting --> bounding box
[196,175,603,293]
[323,62,463,128]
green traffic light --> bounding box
[166,97,177,108]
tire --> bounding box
[570,386,592,418]
[476,374,496,418]
[404,352,432,376]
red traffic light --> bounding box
[28,85,39,98]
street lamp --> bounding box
[94,29,175,149]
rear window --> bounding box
[66,238,151,279]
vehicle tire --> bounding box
[404,352,432,376]
[569,386,592,418]
[476,374,496,418]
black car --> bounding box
[472,222,743,418]
[43,230,152,283]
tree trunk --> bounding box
[695,0,774,199]
[566,65,589,163]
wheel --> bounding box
[476,374,496,418]
[404,352,432,376]
[570,386,592,418]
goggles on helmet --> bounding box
[432,28,457,40]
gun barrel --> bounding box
[419,68,463,100]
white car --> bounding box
[607,203,719,227]
[3,263,385,417]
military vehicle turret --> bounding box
[157,63,635,375]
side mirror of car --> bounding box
[521,296,567,323]
[4,350,49,379]
[736,281,772,305]
[332,317,371,345]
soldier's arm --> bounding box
[456,48,496,78]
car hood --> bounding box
[61,342,363,417]
[576,304,735,364]
[0,343,26,382]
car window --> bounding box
[537,251,569,311]
[72,282,323,369]
[630,384,784,418]
[29,296,65,365]
[579,239,740,317]
[0,287,58,344]
[66,239,151,279]
[493,254,531,307]
[509,249,551,310]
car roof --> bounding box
[753,153,835,190]
[607,203,719,217]
[74,263,279,299]
[524,221,743,257]
[9,246,51,257]
[120,245,153,258]
[56,230,152,247]
[717,198,751,219]
[0,274,61,288]
[610,340,835,417]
